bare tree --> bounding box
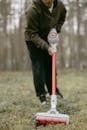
[0,0,11,70]
[0,0,87,70]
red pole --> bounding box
[52,52,56,95]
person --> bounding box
[25,0,66,105]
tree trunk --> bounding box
[75,0,81,70]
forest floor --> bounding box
[0,69,87,130]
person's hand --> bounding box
[48,47,55,56]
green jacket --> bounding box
[25,0,66,50]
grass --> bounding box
[0,69,87,130]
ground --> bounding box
[0,69,87,130]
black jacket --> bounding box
[25,0,66,50]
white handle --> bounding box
[48,28,59,51]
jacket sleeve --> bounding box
[56,2,67,33]
[25,7,49,50]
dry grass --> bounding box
[0,69,87,130]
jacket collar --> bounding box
[33,0,57,10]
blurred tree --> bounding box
[0,0,11,70]
[0,0,87,70]
[75,0,81,70]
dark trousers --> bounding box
[26,41,58,97]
